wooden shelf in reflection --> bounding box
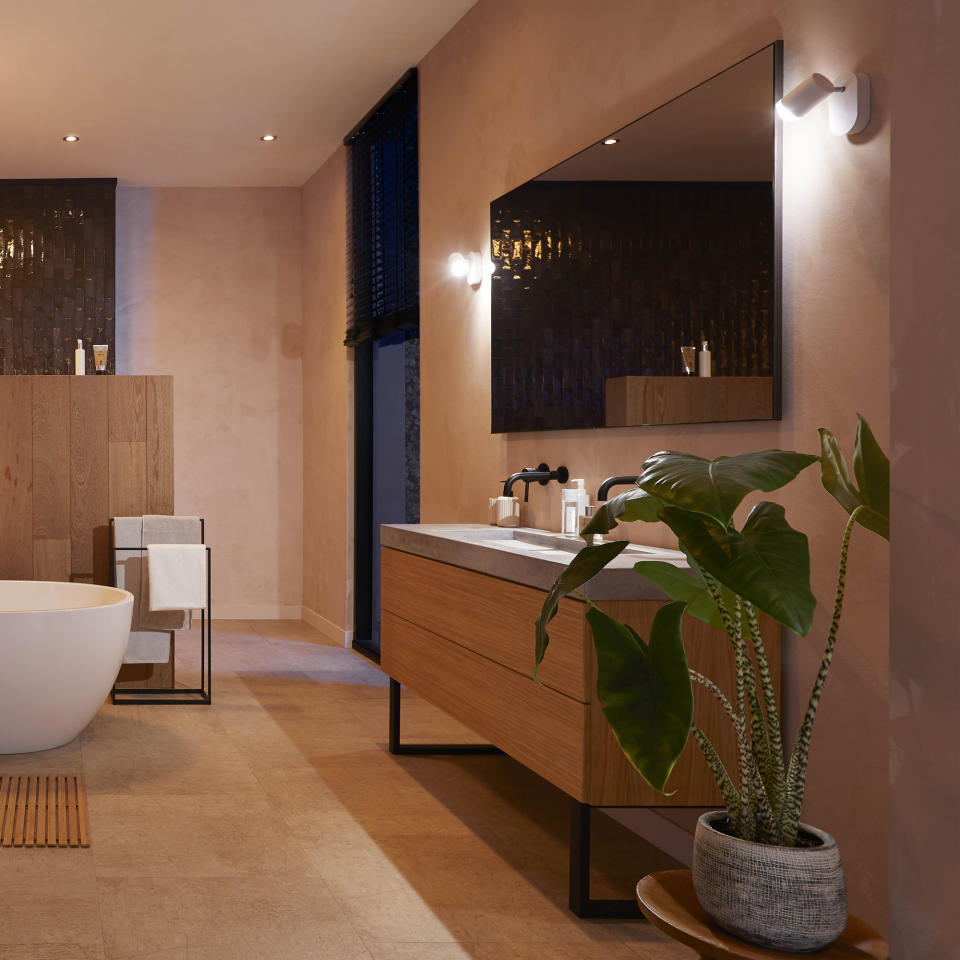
[605,376,773,427]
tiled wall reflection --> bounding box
[490,180,773,431]
[0,179,116,375]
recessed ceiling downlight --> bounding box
[259,134,277,142]
[63,135,79,143]
[603,137,618,145]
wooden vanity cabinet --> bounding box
[380,546,780,808]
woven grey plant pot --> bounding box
[692,811,848,953]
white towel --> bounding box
[139,516,201,630]
[146,544,207,611]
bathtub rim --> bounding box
[0,580,134,614]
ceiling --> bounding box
[0,0,476,186]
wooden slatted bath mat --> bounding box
[0,774,89,847]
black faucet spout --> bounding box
[502,462,570,501]
[597,475,642,502]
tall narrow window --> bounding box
[345,70,419,661]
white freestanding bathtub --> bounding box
[0,581,133,754]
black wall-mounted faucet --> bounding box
[503,463,569,501]
[597,475,641,502]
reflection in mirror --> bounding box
[490,43,781,433]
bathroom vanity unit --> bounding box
[379,524,780,917]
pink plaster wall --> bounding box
[296,0,892,928]
[889,1,960,955]
[416,0,891,929]
[301,151,352,642]
[116,187,304,619]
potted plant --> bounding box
[534,416,888,952]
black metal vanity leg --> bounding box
[569,798,645,920]
[387,677,503,756]
[389,678,402,754]
[570,796,591,914]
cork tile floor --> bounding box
[0,619,693,960]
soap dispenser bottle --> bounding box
[698,340,711,378]
[561,479,589,535]
[74,339,85,376]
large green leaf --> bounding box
[580,485,663,539]
[660,501,816,635]
[588,601,693,793]
[853,415,889,511]
[638,450,819,529]
[819,417,889,540]
[534,540,628,677]
[632,560,725,629]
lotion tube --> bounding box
[93,343,108,374]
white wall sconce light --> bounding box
[776,72,871,135]
[448,251,494,287]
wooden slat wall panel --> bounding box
[70,378,109,577]
[32,377,70,539]
[382,611,588,800]
[0,376,167,583]
[33,539,71,582]
[108,441,147,518]
[381,548,588,701]
[146,376,174,514]
[0,378,34,578]
[108,375,146,442]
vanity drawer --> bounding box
[381,611,588,800]
[381,547,588,701]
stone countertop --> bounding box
[380,523,689,602]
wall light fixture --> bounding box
[776,72,870,135]
[448,251,493,287]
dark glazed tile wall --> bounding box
[490,180,773,432]
[0,179,116,375]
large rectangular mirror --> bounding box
[490,42,782,433]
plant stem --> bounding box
[691,724,742,829]
[703,574,757,838]
[745,601,785,819]
[690,669,741,734]
[780,506,863,842]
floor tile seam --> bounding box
[91,874,114,960]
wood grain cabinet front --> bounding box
[379,546,780,808]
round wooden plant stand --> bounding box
[636,870,889,960]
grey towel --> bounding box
[139,516,202,630]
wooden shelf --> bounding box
[605,376,773,427]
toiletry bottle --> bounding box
[576,481,590,525]
[561,486,578,535]
[561,479,586,535]
[681,345,696,375]
[698,340,711,378]
[74,339,85,376]
[579,504,603,545]
[93,343,109,374]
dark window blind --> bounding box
[345,69,419,345]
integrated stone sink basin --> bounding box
[454,526,685,559]
[380,523,688,602]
